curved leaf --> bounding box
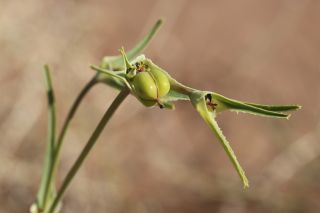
[189,91,249,188]
[212,93,291,118]
[243,102,301,112]
[101,19,163,69]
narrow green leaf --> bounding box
[91,65,130,90]
[190,91,249,188]
[119,47,134,70]
[212,93,290,118]
[243,102,301,112]
[101,19,163,69]
[36,65,57,210]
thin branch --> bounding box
[48,89,130,213]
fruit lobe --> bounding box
[129,58,171,107]
[132,72,157,100]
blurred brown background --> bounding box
[0,0,319,212]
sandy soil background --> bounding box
[0,0,319,212]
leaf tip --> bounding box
[43,64,49,71]
[238,167,249,189]
[89,64,96,70]
[286,114,291,120]
[243,179,250,189]
[119,47,133,70]
[156,18,164,27]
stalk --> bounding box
[36,65,57,210]
[42,74,98,210]
[48,89,130,213]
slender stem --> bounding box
[48,89,130,213]
[55,75,98,157]
[37,65,56,210]
[43,74,98,211]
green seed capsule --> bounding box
[144,60,170,97]
[139,99,158,107]
[132,72,157,100]
[122,49,171,107]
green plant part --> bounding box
[132,72,158,105]
[35,19,301,213]
[93,48,301,188]
[120,48,171,107]
[145,59,171,97]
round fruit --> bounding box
[145,61,170,97]
[129,58,171,107]
[139,99,157,107]
[132,72,157,100]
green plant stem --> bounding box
[37,65,56,210]
[48,89,130,213]
[42,74,98,210]
[54,74,98,163]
